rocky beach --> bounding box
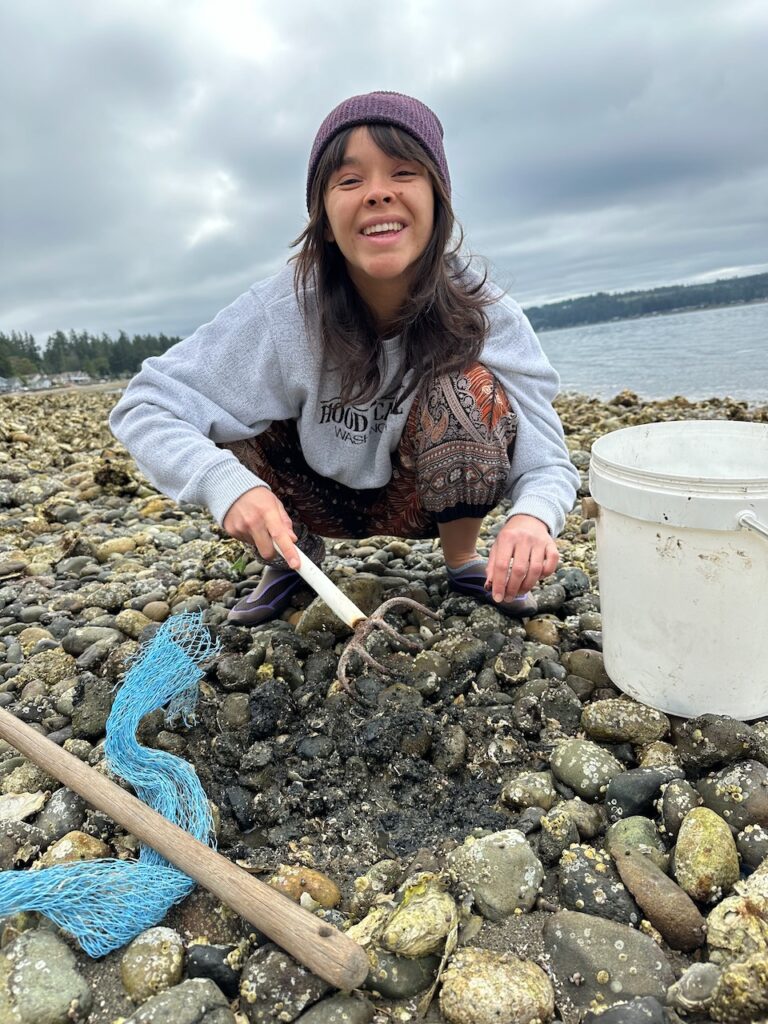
[1,387,767,1024]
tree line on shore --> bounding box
[0,330,181,381]
[525,272,768,331]
[2,272,766,380]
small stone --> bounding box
[439,946,555,1024]
[538,807,580,865]
[659,777,703,838]
[114,608,153,639]
[697,759,768,832]
[737,823,768,870]
[239,944,330,1022]
[550,737,624,801]
[295,993,375,1024]
[120,926,185,1003]
[674,806,740,903]
[558,844,640,925]
[37,829,110,867]
[562,648,611,686]
[559,796,606,840]
[709,951,768,1023]
[613,848,706,951]
[604,816,669,873]
[501,770,558,811]
[446,829,544,921]
[268,865,341,908]
[581,698,669,745]
[582,996,667,1023]
[605,765,684,822]
[0,929,92,1023]
[364,948,440,998]
[123,977,235,1023]
[142,600,170,622]
[186,943,241,1000]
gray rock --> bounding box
[582,996,666,1023]
[364,949,440,999]
[500,770,558,811]
[120,926,185,1003]
[239,944,330,1023]
[446,828,543,921]
[604,816,669,873]
[581,698,669,745]
[559,796,606,840]
[295,994,374,1024]
[605,765,684,822]
[550,738,624,801]
[297,576,384,637]
[33,787,87,848]
[675,714,760,771]
[124,978,234,1023]
[538,807,580,865]
[558,844,640,925]
[563,648,611,686]
[61,626,123,656]
[542,910,674,1012]
[70,674,115,739]
[737,823,768,870]
[697,759,768,832]
[0,929,92,1023]
[659,777,703,838]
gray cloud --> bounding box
[1,0,766,341]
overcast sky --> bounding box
[2,0,767,343]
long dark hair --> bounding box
[291,124,492,406]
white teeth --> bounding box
[362,221,404,236]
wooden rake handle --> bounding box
[0,707,369,991]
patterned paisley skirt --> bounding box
[221,362,517,544]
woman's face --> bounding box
[323,127,435,319]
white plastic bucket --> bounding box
[589,420,768,719]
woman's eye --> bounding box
[338,177,359,186]
[394,170,417,177]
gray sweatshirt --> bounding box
[109,263,578,535]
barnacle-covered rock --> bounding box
[674,807,740,903]
[709,951,768,1023]
[439,946,555,1024]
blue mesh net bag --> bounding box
[0,612,220,956]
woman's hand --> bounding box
[223,487,301,569]
[486,514,559,601]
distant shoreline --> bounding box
[534,297,768,334]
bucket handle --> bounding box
[738,510,768,542]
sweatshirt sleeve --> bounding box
[109,286,301,525]
[479,292,579,536]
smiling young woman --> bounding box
[111,91,578,625]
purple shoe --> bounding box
[228,567,304,626]
[447,560,537,618]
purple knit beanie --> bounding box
[306,91,450,209]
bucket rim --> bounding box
[590,420,768,492]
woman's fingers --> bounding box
[487,515,561,600]
[224,487,301,568]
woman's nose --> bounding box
[364,181,393,206]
